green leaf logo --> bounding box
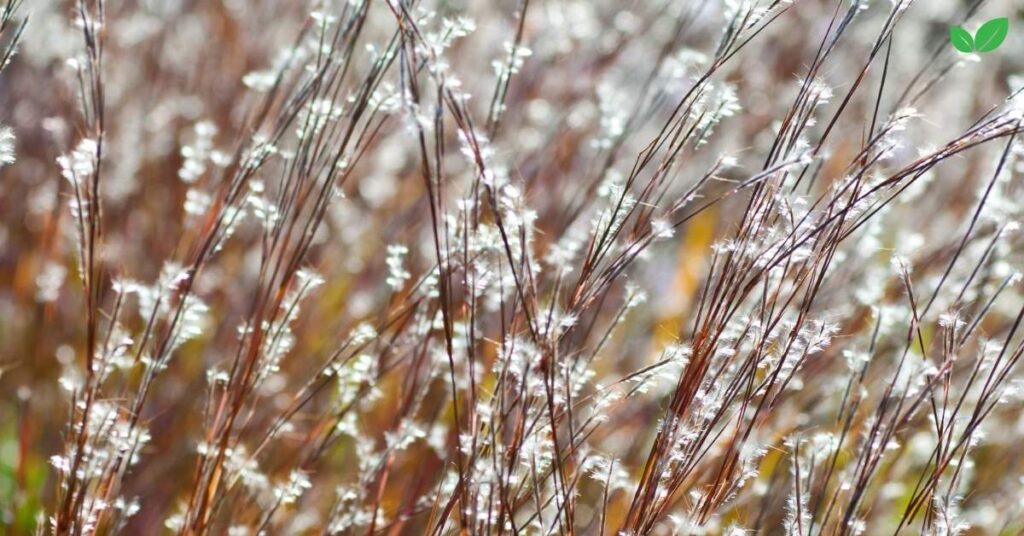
[950,17,1009,53]
[950,26,974,52]
[975,17,1008,52]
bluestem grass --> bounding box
[3,0,1024,534]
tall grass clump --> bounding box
[4,0,1024,534]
